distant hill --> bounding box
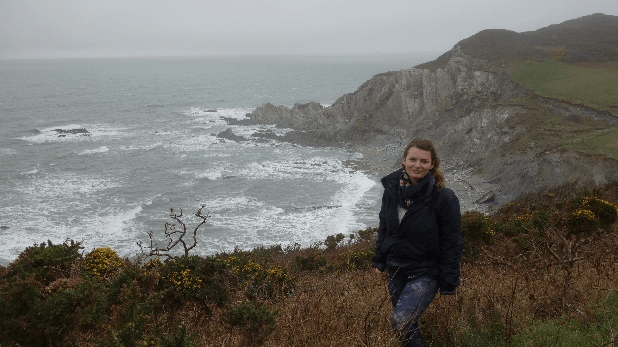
[417,13,618,71]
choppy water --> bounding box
[0,54,434,264]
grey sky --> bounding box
[1,0,617,60]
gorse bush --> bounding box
[581,196,618,227]
[84,247,124,280]
[0,241,109,346]
[461,211,493,243]
[325,233,346,250]
[7,239,82,284]
[531,206,554,231]
[567,208,599,235]
[157,255,229,310]
[220,251,295,300]
[460,211,494,260]
[294,251,328,272]
[339,247,374,269]
[357,227,378,242]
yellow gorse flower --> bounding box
[84,247,123,279]
[573,208,596,221]
[166,268,202,291]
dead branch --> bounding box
[137,205,210,259]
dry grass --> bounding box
[131,227,618,347]
[2,184,618,346]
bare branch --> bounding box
[137,206,211,260]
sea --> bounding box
[0,53,436,264]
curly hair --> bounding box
[401,138,446,189]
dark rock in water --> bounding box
[216,128,247,142]
[0,226,8,230]
[251,129,282,141]
[54,128,91,137]
[223,116,258,126]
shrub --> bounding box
[357,227,378,242]
[567,208,599,235]
[0,270,108,346]
[294,252,328,272]
[531,207,553,231]
[325,233,346,250]
[493,214,533,237]
[584,197,618,227]
[221,254,294,300]
[228,301,278,342]
[461,211,493,243]
[84,247,124,280]
[158,255,231,310]
[8,239,82,284]
[159,323,197,347]
[339,247,375,269]
[159,256,206,305]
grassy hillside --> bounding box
[509,58,618,114]
[503,59,618,160]
[416,14,618,71]
[1,182,617,346]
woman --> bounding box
[373,138,464,347]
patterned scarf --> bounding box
[397,170,435,209]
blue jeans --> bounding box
[386,270,438,347]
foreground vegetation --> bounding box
[1,181,617,346]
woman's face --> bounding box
[402,147,434,184]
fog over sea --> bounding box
[0,54,434,264]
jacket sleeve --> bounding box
[435,188,464,294]
[372,191,389,272]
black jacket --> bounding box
[373,170,464,293]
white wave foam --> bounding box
[120,142,163,151]
[19,124,126,143]
[81,204,144,255]
[236,156,346,180]
[192,167,377,255]
[165,134,220,152]
[201,196,263,212]
[214,108,254,120]
[79,146,109,155]
[20,168,39,175]
[233,124,292,138]
[196,169,223,180]
[0,193,155,263]
[0,148,17,156]
[16,172,121,202]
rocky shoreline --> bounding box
[225,115,500,213]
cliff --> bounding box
[248,14,618,210]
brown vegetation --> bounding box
[1,182,618,346]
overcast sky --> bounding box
[1,0,617,60]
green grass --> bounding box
[511,292,618,347]
[500,97,618,159]
[509,59,618,114]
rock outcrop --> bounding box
[216,128,248,142]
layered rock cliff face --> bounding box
[248,49,618,210]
